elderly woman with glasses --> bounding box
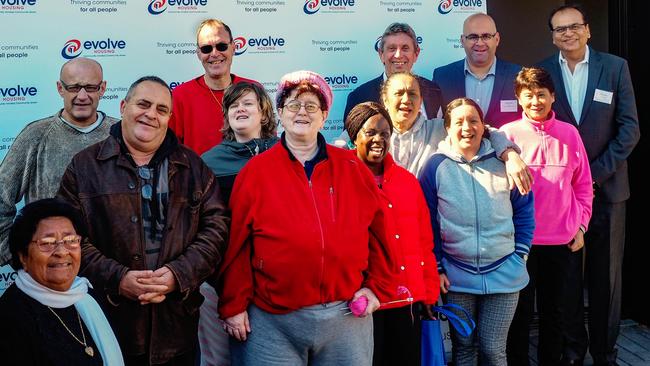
[217,71,395,365]
[0,198,123,366]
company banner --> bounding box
[0,0,486,292]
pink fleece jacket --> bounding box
[501,112,593,245]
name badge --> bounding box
[500,100,518,113]
[593,89,613,104]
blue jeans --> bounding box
[447,291,519,366]
[230,302,373,366]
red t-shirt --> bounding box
[169,74,258,155]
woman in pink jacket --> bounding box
[502,67,593,365]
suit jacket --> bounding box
[343,74,443,122]
[538,48,640,203]
[432,58,522,128]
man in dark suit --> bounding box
[343,23,443,122]
[432,13,521,128]
[537,5,640,366]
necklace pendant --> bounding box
[254,144,259,155]
[85,346,94,357]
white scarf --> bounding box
[15,270,125,366]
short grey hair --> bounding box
[378,23,419,52]
[124,76,171,101]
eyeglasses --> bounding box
[31,235,82,253]
[198,42,230,54]
[283,100,321,113]
[138,166,153,201]
[59,80,103,93]
[463,33,497,43]
[552,23,586,35]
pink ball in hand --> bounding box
[349,295,368,317]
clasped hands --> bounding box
[119,266,177,305]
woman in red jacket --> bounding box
[217,71,395,366]
[346,101,440,366]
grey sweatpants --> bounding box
[230,302,373,365]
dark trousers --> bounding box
[373,304,422,366]
[585,199,626,365]
[124,347,197,366]
[507,245,588,366]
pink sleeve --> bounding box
[571,130,594,231]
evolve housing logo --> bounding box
[324,73,358,91]
[0,0,36,13]
[148,0,207,15]
[0,84,37,105]
[61,38,127,59]
[0,268,17,294]
[303,0,355,15]
[233,35,286,56]
[438,0,483,14]
[169,81,185,90]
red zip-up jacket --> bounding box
[217,140,396,318]
[374,154,440,309]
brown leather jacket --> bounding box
[58,130,228,364]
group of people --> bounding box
[0,4,639,366]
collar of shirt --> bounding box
[281,131,328,163]
[558,46,590,66]
[464,57,497,80]
[58,110,105,133]
[394,113,426,138]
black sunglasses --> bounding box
[199,42,230,54]
[138,167,153,200]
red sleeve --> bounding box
[417,186,440,305]
[169,88,185,143]
[216,164,255,319]
[361,167,398,303]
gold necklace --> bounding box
[207,88,223,110]
[47,306,95,357]
[204,74,231,111]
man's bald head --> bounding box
[461,13,500,71]
[463,13,497,34]
[59,57,103,80]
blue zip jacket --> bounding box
[419,139,535,294]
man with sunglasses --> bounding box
[169,19,258,155]
[531,5,640,366]
[58,76,229,365]
[433,12,521,128]
[0,57,117,266]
